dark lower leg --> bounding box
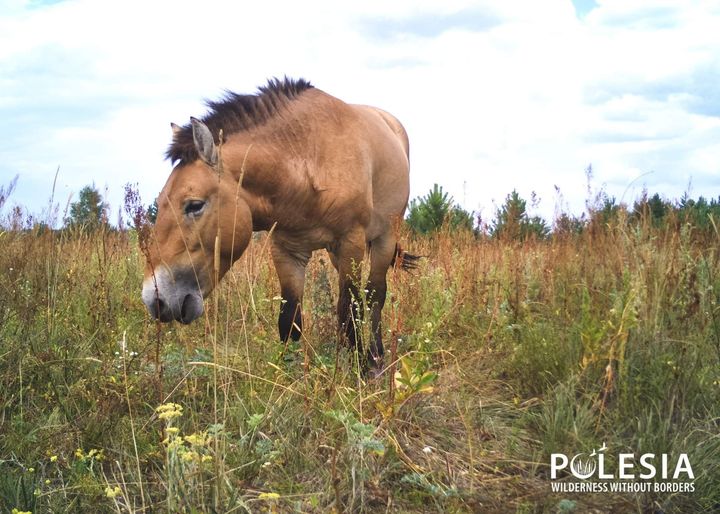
[364,231,395,373]
[271,242,309,345]
[337,281,362,350]
[366,281,387,368]
[334,226,367,366]
[278,295,303,342]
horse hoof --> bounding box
[367,363,384,380]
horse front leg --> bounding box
[271,241,310,342]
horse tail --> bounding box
[392,244,421,271]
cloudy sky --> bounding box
[1,0,718,225]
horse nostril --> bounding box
[178,293,202,324]
[180,295,190,321]
[150,297,167,319]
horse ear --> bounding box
[170,122,182,137]
[190,117,218,166]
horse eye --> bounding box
[184,200,206,217]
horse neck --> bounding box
[222,139,303,231]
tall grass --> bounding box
[0,199,718,513]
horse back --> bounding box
[250,88,410,243]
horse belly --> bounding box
[273,226,335,254]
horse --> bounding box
[141,78,417,374]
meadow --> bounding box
[1,191,719,513]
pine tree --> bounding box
[65,185,108,231]
[406,184,474,234]
[491,190,549,240]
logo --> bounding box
[549,443,695,493]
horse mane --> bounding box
[166,77,314,164]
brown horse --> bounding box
[141,78,416,374]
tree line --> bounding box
[3,181,719,240]
[405,183,720,240]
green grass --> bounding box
[1,214,718,513]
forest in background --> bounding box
[0,173,718,513]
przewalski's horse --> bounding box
[141,78,417,374]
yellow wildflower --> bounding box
[105,486,122,499]
[258,492,280,500]
[181,451,199,462]
[87,449,105,461]
[165,437,183,451]
[49,455,58,463]
[156,403,183,420]
[184,432,207,447]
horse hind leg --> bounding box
[334,226,366,356]
[365,231,397,375]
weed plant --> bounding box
[0,193,718,513]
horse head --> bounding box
[142,118,252,323]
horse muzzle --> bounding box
[142,267,205,324]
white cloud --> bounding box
[0,0,718,225]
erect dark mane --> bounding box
[166,77,314,164]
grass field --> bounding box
[1,201,719,513]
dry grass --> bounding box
[0,210,718,513]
